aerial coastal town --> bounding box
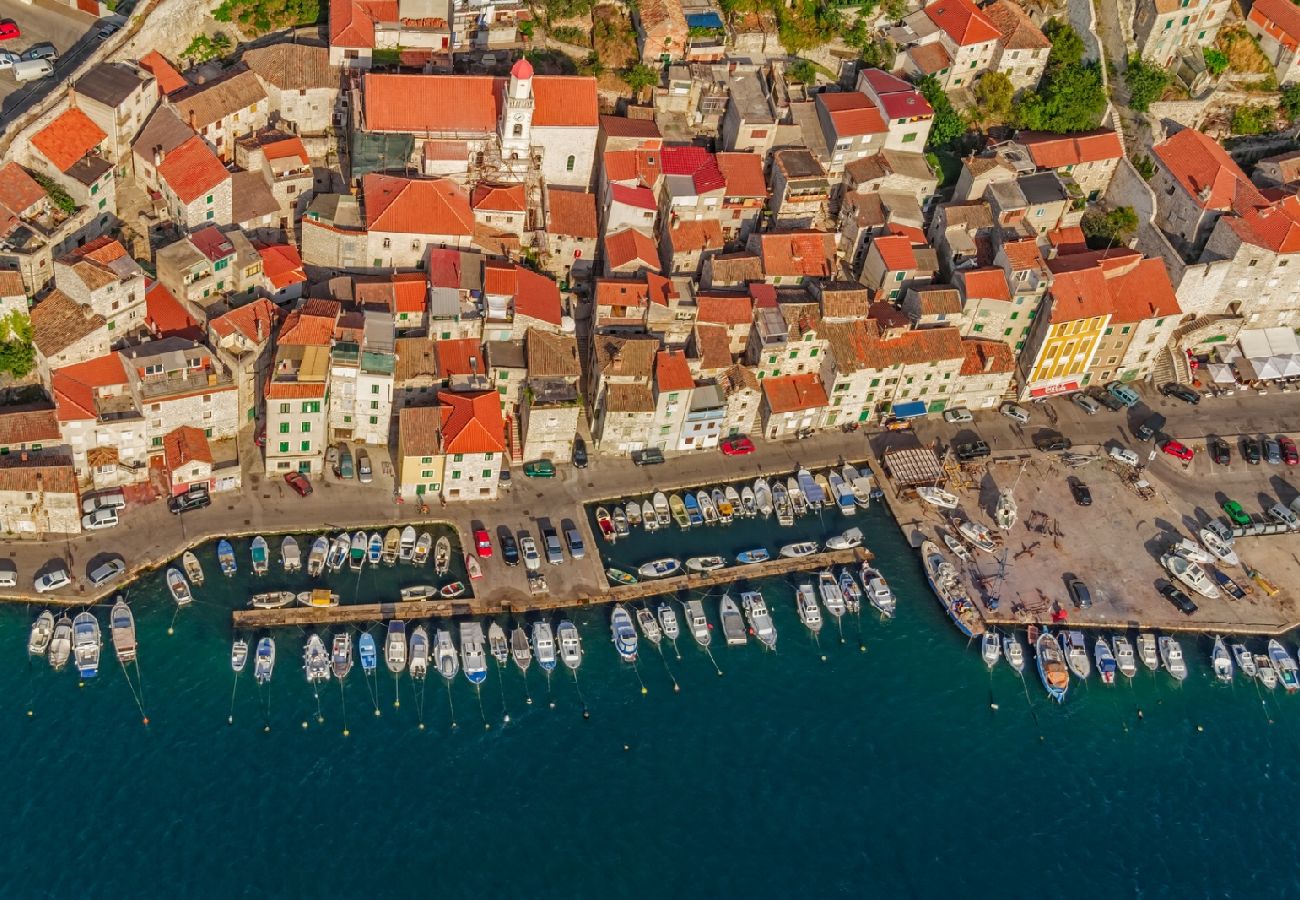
[0,0,1299,692]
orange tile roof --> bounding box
[1045,249,1178,325]
[757,231,836,278]
[694,323,732,370]
[924,0,1001,45]
[1047,225,1089,255]
[471,182,526,212]
[263,136,309,166]
[145,280,203,341]
[163,425,213,470]
[1000,237,1044,271]
[438,389,505,454]
[363,174,474,235]
[157,135,228,203]
[983,0,1050,49]
[907,42,953,75]
[256,243,306,290]
[50,354,128,422]
[0,406,60,447]
[138,50,187,95]
[514,267,562,326]
[696,292,753,326]
[1105,256,1180,323]
[435,337,483,378]
[391,272,428,314]
[666,219,724,253]
[210,298,282,342]
[278,303,337,346]
[546,188,598,238]
[32,107,106,173]
[1251,0,1300,40]
[655,349,694,392]
[816,92,887,138]
[859,325,965,369]
[959,266,1010,301]
[265,381,326,399]
[872,234,919,271]
[1153,128,1266,213]
[605,227,661,272]
[330,0,398,48]
[716,152,767,198]
[604,148,662,188]
[762,373,828,414]
[483,261,517,295]
[0,162,46,218]
[1017,129,1123,169]
[959,338,1016,375]
[1227,193,1300,253]
[363,73,597,133]
[532,76,600,127]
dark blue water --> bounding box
[5,504,1298,898]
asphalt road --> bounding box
[0,0,106,131]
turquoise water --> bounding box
[6,505,1300,897]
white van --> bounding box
[13,59,53,82]
[82,490,126,514]
[1108,445,1140,467]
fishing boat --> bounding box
[280,536,301,572]
[532,621,557,672]
[683,492,703,527]
[386,621,407,673]
[685,555,726,573]
[613,506,630,538]
[641,500,658,533]
[1257,654,1279,689]
[296,589,340,608]
[332,632,353,680]
[48,615,72,671]
[359,632,377,673]
[167,568,193,606]
[307,536,329,577]
[434,536,451,575]
[754,478,774,519]
[610,605,638,660]
[919,541,982,638]
[1161,553,1220,599]
[70,612,101,679]
[595,507,615,542]
[1063,631,1090,679]
[254,637,275,684]
[714,488,734,524]
[795,583,823,634]
[685,599,710,647]
[798,468,824,508]
[828,470,856,517]
[366,532,383,566]
[1231,642,1256,680]
[771,481,792,525]
[460,622,487,685]
[231,639,248,673]
[1199,528,1239,566]
[653,492,671,527]
[957,519,998,555]
[398,526,417,563]
[779,541,819,559]
[693,491,717,524]
[741,590,777,649]
[725,485,743,519]
[843,464,873,509]
[108,598,136,664]
[488,622,508,666]
[1171,537,1212,565]
[413,532,433,566]
[250,536,269,575]
[942,533,971,562]
[638,557,682,579]
[1211,635,1233,683]
[382,528,401,565]
[1113,635,1137,678]
[348,531,367,572]
[981,631,1001,669]
[916,486,959,509]
[399,585,438,601]
[250,590,295,609]
[1209,567,1247,600]
[668,493,690,529]
[218,540,237,577]
[817,570,846,621]
[605,568,638,586]
[1094,637,1117,685]
[411,626,433,680]
[740,485,757,517]
[1036,631,1069,703]
[657,602,680,641]
[303,634,330,683]
[182,550,205,586]
[738,543,764,567]
[994,491,1017,531]
[838,568,863,614]
[860,564,896,618]
[327,534,349,572]
[1137,633,1159,671]
[825,527,863,551]
[439,581,466,599]
[635,607,662,645]
[814,472,834,510]
[558,620,582,670]
[1003,633,1025,673]
[465,553,483,581]
[1160,636,1188,682]
[1269,639,1299,692]
[719,594,747,645]
[511,626,532,671]
[623,501,640,529]
[28,610,54,657]
[787,477,807,516]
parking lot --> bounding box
[0,0,101,124]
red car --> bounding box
[720,437,755,456]
[1280,436,1298,466]
[0,21,20,40]
[283,471,313,496]
[1161,439,1194,461]
[474,528,492,558]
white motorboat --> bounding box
[994,490,1017,531]
[558,620,582,670]
[1002,633,1025,673]
[1112,635,1137,678]
[652,492,671,527]
[459,622,487,685]
[250,535,269,576]
[1171,537,1213,565]
[488,622,508,666]
[407,626,433,681]
[48,615,72,671]
[109,599,135,664]
[860,564,896,618]
[639,558,682,579]
[920,541,982,638]
[434,536,451,575]
[715,488,735,524]
[786,477,807,517]
[72,611,101,679]
[685,555,727,573]
[1063,630,1091,679]
[635,606,662,645]
[817,570,846,620]
[626,501,642,529]
[511,626,533,671]
[828,470,856,516]
[957,519,998,554]
[281,535,301,572]
[1269,639,1299,692]
[28,610,54,657]
[254,637,275,684]
[1137,633,1159,670]
[326,533,349,572]
[1094,636,1117,685]
[386,621,407,674]
[719,594,747,645]
[795,583,823,635]
[838,568,862,613]
[1257,654,1279,689]
[657,602,680,641]
[167,568,192,607]
[843,464,873,509]
[1211,635,1233,683]
[779,541,819,559]
[739,485,756,517]
[1161,553,1220,599]
[1232,642,1257,680]
[250,590,296,609]
[1160,635,1188,681]
[307,536,329,577]
[981,631,1001,669]
[917,486,959,509]
[753,478,774,519]
[399,525,417,563]
[642,500,658,532]
[610,606,637,660]
[182,550,205,586]
[943,532,972,562]
[532,621,557,672]
[771,480,793,526]
[740,590,777,649]
[332,632,353,680]
[825,527,863,550]
[798,469,825,509]
[413,532,433,566]
[302,634,330,684]
[697,491,718,526]
[685,599,710,647]
[1198,528,1239,567]
[231,638,248,673]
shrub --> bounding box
[1081,206,1138,248]
[1125,56,1170,113]
[917,75,967,150]
[787,58,817,84]
[1203,48,1228,76]
[1231,103,1277,135]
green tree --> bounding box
[181,33,233,63]
[787,58,817,84]
[1132,154,1156,181]
[0,312,34,379]
[1124,56,1170,112]
[1203,48,1228,76]
[1081,206,1138,248]
[518,19,534,39]
[31,173,75,215]
[973,71,1014,124]
[917,74,966,150]
[1042,18,1084,68]
[1282,84,1300,120]
[212,0,319,35]
[1013,61,1105,131]
[624,63,659,95]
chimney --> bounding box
[154,145,164,167]
[255,312,263,343]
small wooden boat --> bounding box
[465,553,483,580]
[610,606,638,660]
[686,555,727,573]
[754,478,774,519]
[1257,654,1279,689]
[779,541,819,558]
[398,525,417,563]
[669,493,690,529]
[49,615,72,671]
[1094,636,1117,685]
[719,594,746,645]
[712,488,732,524]
[250,536,269,575]
[1211,635,1233,683]
[916,486,959,509]
[641,499,658,532]
[281,536,301,572]
[736,548,770,565]
[399,584,438,601]
[250,591,295,609]
[182,550,205,586]
[29,610,55,657]
[638,557,682,579]
[307,535,329,577]
[1063,631,1090,679]
[683,492,703,527]
[653,492,671,527]
[724,485,742,520]
[558,620,583,670]
[217,540,236,577]
[386,621,407,674]
[303,634,330,684]
[349,531,367,571]
[110,598,136,664]
[382,528,401,565]
[359,633,377,673]
[1036,631,1069,703]
[626,502,642,528]
[231,639,248,673]
[326,534,348,572]
[596,506,616,542]
[296,589,340,608]
[366,532,383,566]
[72,611,101,679]
[612,506,630,537]
[434,536,451,575]
[943,532,971,562]
[685,599,710,647]
[488,622,508,666]
[740,485,757,517]
[1210,566,1247,600]
[981,631,1001,669]
[254,637,275,684]
[787,477,807,516]
[825,527,863,550]
[332,632,353,680]
[636,606,662,645]
[167,568,193,606]
[411,627,433,680]
[813,472,833,509]
[440,581,466,599]
[511,626,532,672]
[606,568,638,586]
[413,532,433,566]
[772,480,793,525]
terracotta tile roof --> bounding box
[959,338,1016,375]
[0,406,60,447]
[984,0,1050,49]
[0,271,24,299]
[1000,237,1045,271]
[145,280,203,341]
[666,219,724,253]
[394,337,438,384]
[716,151,767,197]
[532,77,600,127]
[330,0,396,47]
[594,278,652,321]
[868,301,911,330]
[1227,194,1300,253]
[169,67,267,131]
[31,290,105,358]
[697,292,753,326]
[907,42,953,75]
[435,337,483,378]
[0,162,46,218]
[265,380,327,399]
[1154,128,1265,213]
[1017,129,1122,168]
[0,458,77,494]
[819,283,871,319]
[138,51,187,95]
[363,174,474,235]
[1251,0,1300,40]
[816,92,887,138]
[604,382,656,413]
[694,323,732,370]
[546,188,598,238]
[1105,255,1180,323]
[50,353,128,421]
[164,425,213,470]
[600,115,661,139]
[872,234,919,271]
[1045,249,1176,325]
[423,139,469,161]
[363,73,597,133]
[709,251,763,284]
[756,231,836,278]
[721,362,760,394]
[821,319,878,373]
[527,328,580,378]
[606,227,661,273]
[1047,225,1089,255]
[911,285,962,314]
[256,243,307,290]
[763,373,827,413]
[862,325,964,369]
[210,297,282,342]
[959,266,1011,301]
[471,181,526,212]
[392,272,428,314]
[438,389,505,454]
[656,349,694,392]
[859,69,934,119]
[157,135,228,203]
[592,334,659,377]
[604,148,662,187]
[262,135,310,166]
[243,43,336,91]
[661,145,726,193]
[399,405,442,456]
[278,301,337,346]
[514,267,563,326]
[924,0,1000,45]
[32,107,106,173]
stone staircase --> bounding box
[1152,345,1192,386]
[507,414,524,464]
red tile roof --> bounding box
[661,145,726,193]
[278,301,337,346]
[609,183,658,211]
[762,373,828,413]
[546,188,598,238]
[716,152,767,197]
[1000,237,1045,271]
[697,292,753,326]
[655,349,694,392]
[32,107,106,173]
[263,136,309,166]
[210,298,282,342]
[471,182,526,212]
[363,174,474,235]
[1153,128,1265,213]
[1047,225,1089,255]
[532,77,600,127]
[0,162,46,218]
[265,381,326,400]
[1045,249,1178,324]
[924,0,1001,45]
[872,234,919,270]
[256,243,307,290]
[514,267,562,325]
[363,73,597,133]
[483,261,516,296]
[1106,256,1180,323]
[1228,194,1300,253]
[138,50,187,95]
[604,148,662,187]
[0,406,60,447]
[157,135,228,203]
[145,280,203,341]
[666,219,724,253]
[756,231,837,278]
[330,0,398,48]
[391,272,429,314]
[859,69,933,119]
[959,266,1011,301]
[438,389,505,453]
[959,338,1016,375]
[50,354,128,422]
[599,115,662,139]
[983,0,1050,49]
[816,92,887,137]
[164,425,213,470]
[435,337,483,378]
[1017,129,1123,169]
[1250,0,1300,40]
[606,227,661,273]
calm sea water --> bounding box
[5,504,1299,898]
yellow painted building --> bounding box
[1017,258,1114,399]
[396,406,445,500]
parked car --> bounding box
[499,531,519,566]
[519,534,541,572]
[1280,436,1298,466]
[955,440,990,462]
[21,43,57,61]
[720,436,755,456]
[1107,445,1140,467]
[942,407,974,424]
[999,402,1029,424]
[1210,438,1231,466]
[473,528,492,558]
[632,448,665,466]
[88,558,125,587]
[82,490,126,514]
[1135,413,1166,442]
[1092,388,1125,412]
[0,20,21,40]
[34,567,71,593]
[81,507,119,531]
[168,485,211,514]
[1160,581,1198,615]
[335,442,354,479]
[1264,438,1282,465]
[1222,499,1251,527]
[0,561,16,589]
[0,51,17,69]
[1242,436,1262,465]
[523,459,556,478]
[1106,382,1140,407]
[882,418,912,432]
[572,437,588,469]
[1160,439,1194,461]
[1159,383,1201,405]
[95,21,120,39]
[562,523,585,559]
[1069,479,1092,506]
[1034,433,1071,452]
[356,448,372,483]
[1067,578,1092,609]
[541,524,563,565]
[283,471,312,497]
[1071,393,1102,415]
[1267,503,1299,529]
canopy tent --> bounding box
[1234,329,1300,382]
[1204,362,1237,385]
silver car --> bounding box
[356,448,373,484]
[519,534,541,573]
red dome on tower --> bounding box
[510,57,534,80]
